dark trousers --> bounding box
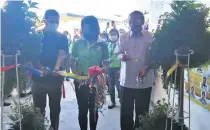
[106,75,110,92]
[74,81,98,130]
[120,87,152,130]
[32,81,62,130]
[108,67,120,103]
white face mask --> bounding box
[101,38,107,42]
[109,35,118,42]
[45,23,58,32]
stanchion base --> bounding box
[2,113,23,124]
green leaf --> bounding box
[151,1,210,69]
[29,2,39,8]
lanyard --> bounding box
[110,43,116,56]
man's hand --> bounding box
[139,68,147,78]
[52,67,60,76]
[137,66,149,80]
[41,67,50,77]
[118,54,130,62]
[136,67,149,82]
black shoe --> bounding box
[20,93,27,97]
[108,103,116,109]
[7,94,12,98]
[27,91,32,95]
[4,102,11,106]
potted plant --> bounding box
[8,100,52,130]
[150,0,210,124]
[136,99,188,130]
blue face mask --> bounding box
[45,23,58,32]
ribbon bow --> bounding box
[88,66,102,78]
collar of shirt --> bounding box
[129,31,143,38]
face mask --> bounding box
[109,35,118,42]
[101,38,107,42]
[45,23,58,32]
[83,33,98,41]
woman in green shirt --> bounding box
[71,16,109,130]
[107,28,121,109]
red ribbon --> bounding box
[62,82,66,98]
[0,64,16,72]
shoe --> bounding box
[4,102,11,106]
[7,94,12,98]
[27,91,32,95]
[108,103,116,109]
[20,93,26,97]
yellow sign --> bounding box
[185,67,210,111]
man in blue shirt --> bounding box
[31,9,68,130]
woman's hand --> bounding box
[102,59,111,67]
[118,54,130,62]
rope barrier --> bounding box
[0,64,16,72]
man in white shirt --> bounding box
[115,10,153,130]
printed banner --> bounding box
[184,65,210,111]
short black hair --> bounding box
[63,31,69,35]
[129,10,145,25]
[44,9,60,19]
[81,15,100,35]
[109,28,119,37]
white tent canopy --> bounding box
[0,0,168,31]
[32,0,151,21]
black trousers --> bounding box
[108,67,120,103]
[120,87,152,130]
[74,80,98,130]
[32,81,62,130]
[106,75,110,92]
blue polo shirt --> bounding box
[32,32,69,84]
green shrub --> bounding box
[136,99,188,130]
[8,99,51,130]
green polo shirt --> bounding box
[108,42,121,68]
[71,39,109,75]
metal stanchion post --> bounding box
[170,50,179,130]
[0,51,5,130]
[165,49,193,130]
[0,51,23,130]
[186,50,194,130]
[15,50,22,130]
